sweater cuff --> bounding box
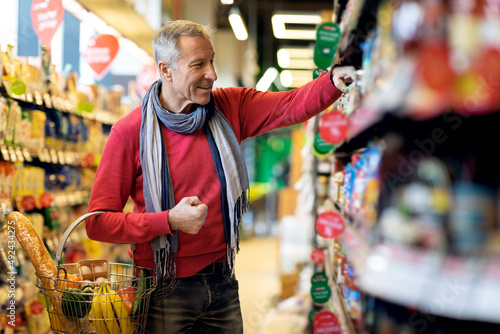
[148,211,173,237]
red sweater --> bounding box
[85,71,341,278]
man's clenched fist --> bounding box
[168,196,208,234]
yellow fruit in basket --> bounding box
[107,287,136,334]
[89,289,111,334]
[97,283,122,334]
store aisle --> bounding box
[237,237,280,334]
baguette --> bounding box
[7,212,80,333]
[7,211,57,278]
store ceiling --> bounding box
[215,0,335,71]
[77,0,334,71]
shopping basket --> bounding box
[35,212,157,334]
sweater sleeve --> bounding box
[214,69,343,141]
[84,125,172,244]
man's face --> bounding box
[161,35,217,113]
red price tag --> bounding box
[30,0,64,49]
[39,192,53,208]
[83,34,120,79]
[316,211,345,239]
[29,301,44,315]
[311,248,326,264]
[318,111,349,144]
[313,310,341,334]
[21,195,37,211]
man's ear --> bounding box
[158,61,172,81]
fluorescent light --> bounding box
[272,13,322,40]
[280,70,312,88]
[274,14,322,24]
[229,7,248,41]
[277,49,291,68]
[221,0,234,4]
[277,48,315,69]
[256,67,278,91]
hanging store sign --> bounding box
[314,23,340,70]
[311,248,326,265]
[83,34,120,79]
[318,111,349,144]
[313,310,341,334]
[30,0,64,50]
[316,211,345,239]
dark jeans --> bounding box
[145,263,243,333]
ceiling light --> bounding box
[277,49,291,68]
[229,7,248,41]
[277,48,315,69]
[256,67,278,91]
[221,0,234,4]
[272,13,322,40]
[280,70,312,88]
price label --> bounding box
[318,111,349,144]
[311,284,331,305]
[314,23,340,70]
[311,272,328,285]
[313,133,335,156]
[311,248,326,264]
[29,300,44,315]
[313,310,341,334]
[316,23,341,49]
[316,211,345,239]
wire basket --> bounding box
[35,212,157,334]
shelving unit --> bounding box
[310,0,500,332]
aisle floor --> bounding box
[237,237,281,334]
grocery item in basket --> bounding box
[90,282,135,334]
[7,211,57,279]
[118,287,137,315]
[130,268,152,319]
[78,258,110,281]
[61,284,94,319]
[8,211,81,333]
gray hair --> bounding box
[153,20,213,70]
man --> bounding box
[85,20,355,333]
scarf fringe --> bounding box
[227,189,250,276]
[154,247,176,278]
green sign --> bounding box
[313,133,335,156]
[311,272,329,286]
[11,80,27,95]
[314,22,341,70]
[313,68,327,80]
[316,22,341,48]
[310,284,331,304]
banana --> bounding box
[99,283,122,333]
[108,287,136,334]
[90,283,136,334]
[90,284,111,334]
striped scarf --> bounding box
[140,80,249,278]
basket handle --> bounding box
[55,211,105,262]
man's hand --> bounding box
[168,196,208,234]
[331,66,356,93]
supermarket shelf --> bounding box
[324,244,357,334]
[1,83,121,125]
[339,228,500,324]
